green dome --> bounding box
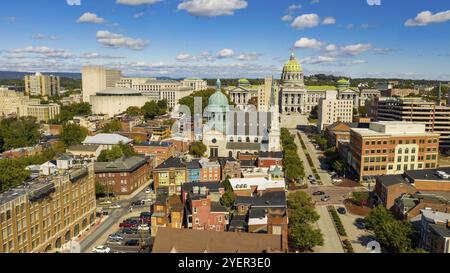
[238,78,250,85]
[208,79,229,109]
[283,52,302,72]
[338,79,349,84]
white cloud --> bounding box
[281,15,293,22]
[216,48,235,58]
[176,53,196,62]
[134,12,145,18]
[79,52,124,59]
[287,4,301,13]
[325,44,337,52]
[237,53,261,61]
[294,37,324,50]
[6,16,16,22]
[405,10,450,26]
[322,16,336,25]
[341,43,372,55]
[291,13,320,29]
[177,0,248,17]
[96,30,149,50]
[67,0,81,6]
[300,55,336,64]
[116,0,161,5]
[11,46,73,59]
[77,12,105,24]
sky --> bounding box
[0,0,449,80]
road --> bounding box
[337,208,375,253]
[313,205,344,253]
[80,188,149,253]
[302,185,365,205]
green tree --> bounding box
[54,103,92,124]
[60,123,88,146]
[97,146,124,162]
[189,141,207,158]
[374,220,414,253]
[0,159,31,191]
[220,178,235,208]
[95,181,107,198]
[118,142,137,157]
[309,105,319,119]
[0,117,42,151]
[141,101,161,119]
[103,119,123,133]
[332,160,345,174]
[365,205,395,229]
[289,223,324,252]
[126,106,143,116]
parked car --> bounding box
[109,203,121,209]
[107,238,123,245]
[108,233,124,241]
[355,219,367,230]
[124,240,140,246]
[312,191,325,196]
[92,245,111,253]
[99,200,112,206]
[145,188,152,194]
[337,207,347,214]
[131,200,145,206]
[122,228,138,234]
[138,224,150,231]
[308,175,315,180]
[321,195,331,202]
[119,219,139,228]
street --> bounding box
[313,205,344,253]
[337,208,375,253]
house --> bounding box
[94,155,152,195]
[40,161,57,176]
[257,151,283,168]
[152,227,286,253]
[229,177,286,197]
[199,158,221,182]
[150,189,184,237]
[325,121,370,149]
[56,154,74,170]
[419,209,450,252]
[185,193,229,232]
[119,115,144,132]
[152,157,187,196]
[228,215,248,232]
[374,175,416,210]
[181,182,224,205]
[186,159,201,182]
[218,157,241,180]
[164,136,190,154]
[82,133,132,149]
[133,141,175,167]
[117,131,149,143]
[394,192,450,220]
[66,144,104,159]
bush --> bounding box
[328,207,347,236]
[343,239,354,253]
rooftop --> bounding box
[376,175,410,187]
[94,155,149,173]
[96,87,142,96]
[429,223,450,238]
[135,141,173,148]
[67,144,101,152]
[229,177,286,191]
[152,227,283,253]
[405,168,450,182]
[155,157,186,169]
[83,134,132,145]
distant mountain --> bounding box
[0,71,81,80]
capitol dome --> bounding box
[283,52,302,73]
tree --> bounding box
[374,220,414,253]
[358,106,367,116]
[97,146,124,162]
[365,205,395,229]
[289,223,324,252]
[60,123,88,146]
[189,141,207,158]
[332,160,345,174]
[157,100,168,113]
[141,101,161,119]
[248,97,258,108]
[126,106,143,116]
[0,159,31,191]
[118,142,137,158]
[220,178,235,208]
[0,117,42,152]
[54,103,91,124]
[103,119,123,133]
[95,181,107,198]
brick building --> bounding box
[94,155,152,195]
[152,157,187,196]
[133,141,175,167]
[374,175,416,209]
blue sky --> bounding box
[0,0,449,80]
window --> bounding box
[398,148,402,154]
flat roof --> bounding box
[405,168,450,182]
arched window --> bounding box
[405,148,409,154]
[398,148,402,154]
[229,137,234,143]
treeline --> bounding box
[51,102,92,124]
[280,128,305,183]
[0,117,42,152]
[205,79,265,87]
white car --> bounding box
[332,178,343,183]
[92,245,111,253]
[99,200,112,206]
[138,224,150,231]
[109,203,121,209]
[145,188,152,194]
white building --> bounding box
[318,90,354,131]
[181,78,208,91]
[90,87,155,117]
[82,133,132,150]
[82,66,122,103]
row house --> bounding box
[150,188,184,237]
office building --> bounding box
[318,90,354,131]
[82,66,122,103]
[22,103,60,123]
[370,97,450,148]
[181,78,208,91]
[24,73,60,97]
[349,121,440,183]
[0,163,96,253]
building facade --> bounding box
[181,78,208,91]
[82,66,122,103]
[24,73,60,97]
[318,90,354,131]
[0,164,96,253]
[349,122,440,182]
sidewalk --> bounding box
[76,216,109,244]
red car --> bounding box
[119,219,139,228]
